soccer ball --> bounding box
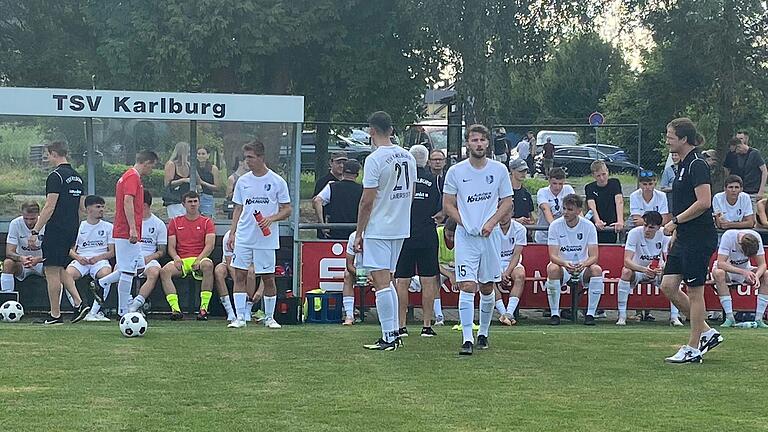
[0,300,24,322]
[119,312,148,338]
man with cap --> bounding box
[313,160,363,240]
[313,151,349,238]
[509,159,534,225]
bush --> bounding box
[79,163,165,197]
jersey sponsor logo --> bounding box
[140,238,154,244]
[64,175,82,184]
[560,245,584,253]
[485,175,494,184]
[500,250,514,258]
[639,254,661,261]
[730,258,750,266]
[416,177,433,187]
[81,240,106,248]
[466,192,492,203]
[244,196,270,205]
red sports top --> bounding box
[168,215,215,258]
[114,168,144,240]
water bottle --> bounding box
[649,258,660,270]
[253,211,271,236]
[355,268,368,286]
[734,321,758,329]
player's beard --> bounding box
[469,147,486,159]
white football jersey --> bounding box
[347,231,362,267]
[712,192,753,223]
[499,220,527,268]
[547,216,597,264]
[443,159,513,236]
[362,145,417,239]
[139,214,167,256]
[718,229,764,269]
[6,216,44,257]
[222,230,233,258]
[629,189,669,217]
[624,226,670,267]
[535,184,576,243]
[232,169,291,250]
[75,220,113,258]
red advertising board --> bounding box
[300,241,760,312]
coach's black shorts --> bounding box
[394,246,439,278]
[42,228,77,268]
[663,235,716,287]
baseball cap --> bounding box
[330,151,348,162]
[343,160,361,175]
[509,158,528,172]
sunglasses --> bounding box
[639,170,655,178]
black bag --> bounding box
[162,184,182,206]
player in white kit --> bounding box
[443,124,513,355]
[343,231,366,325]
[498,205,527,325]
[355,111,416,351]
[545,194,603,326]
[535,167,575,244]
[711,229,768,328]
[2,202,46,292]
[712,175,755,230]
[616,211,675,326]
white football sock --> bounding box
[117,273,133,316]
[587,277,604,316]
[479,292,495,337]
[756,294,768,320]
[130,295,145,313]
[343,296,355,320]
[389,283,400,330]
[264,295,276,321]
[375,287,397,343]
[670,303,680,320]
[234,292,248,321]
[719,295,734,320]
[219,295,235,319]
[246,300,254,321]
[617,279,631,319]
[0,274,14,292]
[507,296,520,316]
[494,299,507,316]
[64,289,76,307]
[458,291,475,343]
[546,279,561,317]
[99,270,121,289]
[433,298,444,320]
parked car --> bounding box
[287,131,371,172]
[581,143,629,162]
[535,146,642,176]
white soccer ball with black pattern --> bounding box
[0,300,24,322]
[119,312,147,337]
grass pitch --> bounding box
[1,319,767,432]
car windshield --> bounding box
[426,127,448,150]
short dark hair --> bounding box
[728,137,742,147]
[242,140,265,156]
[444,218,457,233]
[642,211,663,226]
[741,233,760,257]
[563,193,583,209]
[548,167,566,180]
[21,201,40,213]
[667,117,698,146]
[85,195,105,207]
[46,141,68,157]
[464,124,490,141]
[144,190,153,206]
[368,111,393,135]
[136,150,159,164]
[724,174,743,188]
[182,191,200,202]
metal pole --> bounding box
[189,120,198,190]
[85,117,95,195]
[292,122,302,298]
[637,123,642,186]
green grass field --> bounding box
[1,319,767,431]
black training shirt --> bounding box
[46,163,83,230]
[325,180,362,240]
[723,148,765,194]
[585,178,622,224]
[404,166,442,247]
[313,172,340,196]
[512,186,533,219]
[672,149,715,234]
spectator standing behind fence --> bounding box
[712,175,755,229]
[226,157,248,201]
[542,137,555,177]
[196,147,220,218]
[508,159,533,225]
[585,160,624,244]
[493,127,511,168]
[312,160,363,240]
[428,149,446,193]
[660,152,680,210]
[163,141,191,218]
[724,133,767,202]
[313,152,347,196]
[535,167,575,243]
[515,132,532,176]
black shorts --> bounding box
[394,246,439,278]
[663,235,716,287]
[42,229,77,268]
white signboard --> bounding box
[0,87,304,123]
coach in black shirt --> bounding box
[312,160,363,239]
[29,141,90,325]
[395,145,442,337]
[660,118,720,364]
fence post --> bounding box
[85,117,95,195]
[189,120,198,190]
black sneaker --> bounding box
[459,341,474,355]
[584,315,596,326]
[644,312,656,322]
[363,339,397,351]
[71,303,91,323]
[88,278,105,305]
[420,327,437,337]
[394,337,404,348]
[549,315,561,326]
[170,311,184,321]
[37,314,64,325]
[477,335,489,350]
[398,327,409,337]
[196,309,209,321]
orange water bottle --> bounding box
[254,211,271,236]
